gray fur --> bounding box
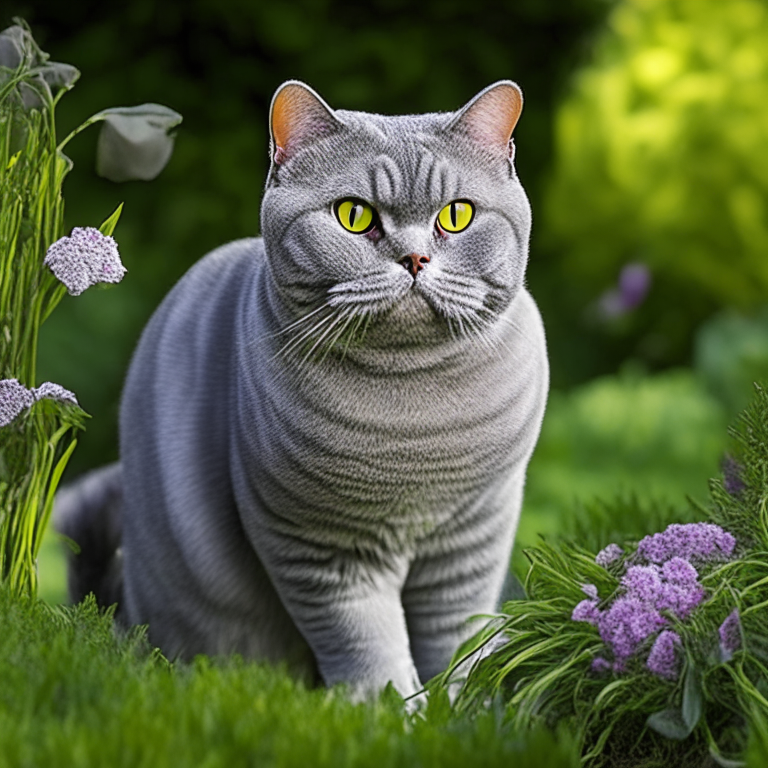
[61,81,549,699]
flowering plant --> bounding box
[432,384,768,767]
[0,21,179,597]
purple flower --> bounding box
[44,227,126,296]
[618,263,651,309]
[0,379,79,427]
[719,609,741,661]
[31,382,78,406]
[581,583,599,599]
[572,599,601,626]
[721,454,745,496]
[656,581,706,620]
[661,557,699,586]
[0,379,35,427]
[646,630,681,681]
[622,565,662,602]
[596,543,624,568]
[598,597,667,660]
[637,523,736,564]
[591,657,611,674]
[596,263,651,319]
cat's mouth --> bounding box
[274,264,502,362]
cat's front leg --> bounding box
[254,535,422,700]
[401,493,520,684]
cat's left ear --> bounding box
[269,81,342,165]
[448,81,523,159]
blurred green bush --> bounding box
[515,367,728,566]
[694,307,768,418]
[542,0,768,379]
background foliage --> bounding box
[6,0,612,477]
[543,0,768,385]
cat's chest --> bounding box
[233,316,543,544]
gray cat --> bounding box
[55,80,549,700]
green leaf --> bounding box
[98,202,124,238]
[647,707,693,740]
[682,664,703,731]
[94,104,182,182]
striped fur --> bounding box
[68,82,549,699]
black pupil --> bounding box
[349,204,361,228]
[451,203,458,228]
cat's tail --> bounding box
[53,462,124,610]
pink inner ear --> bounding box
[458,84,523,151]
[271,83,338,160]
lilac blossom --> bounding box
[577,523,738,678]
[622,565,662,602]
[0,379,35,427]
[595,543,624,568]
[637,523,735,565]
[44,227,126,296]
[721,454,745,497]
[0,378,79,427]
[719,609,741,661]
[598,597,667,661]
[30,382,78,406]
[646,630,681,681]
[661,557,699,586]
[581,584,598,599]
[597,263,651,318]
[572,599,601,626]
[656,581,706,620]
[591,657,611,674]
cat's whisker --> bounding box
[275,309,339,360]
[319,308,359,364]
[271,301,334,339]
[339,310,368,360]
[300,307,352,366]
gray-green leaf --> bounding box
[95,104,182,182]
[0,26,24,69]
[646,707,693,740]
[682,665,703,731]
[40,62,80,90]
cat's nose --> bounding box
[400,253,430,276]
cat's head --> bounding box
[260,80,531,356]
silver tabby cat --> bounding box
[56,80,549,700]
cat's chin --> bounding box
[363,289,453,350]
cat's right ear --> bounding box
[269,81,342,167]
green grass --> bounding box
[0,590,579,767]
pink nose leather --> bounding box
[401,253,430,275]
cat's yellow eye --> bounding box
[335,199,375,233]
[437,200,475,233]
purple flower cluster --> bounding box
[44,227,126,296]
[575,523,737,681]
[721,454,745,497]
[637,523,735,564]
[595,543,624,568]
[719,609,741,661]
[646,630,681,680]
[0,378,78,427]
